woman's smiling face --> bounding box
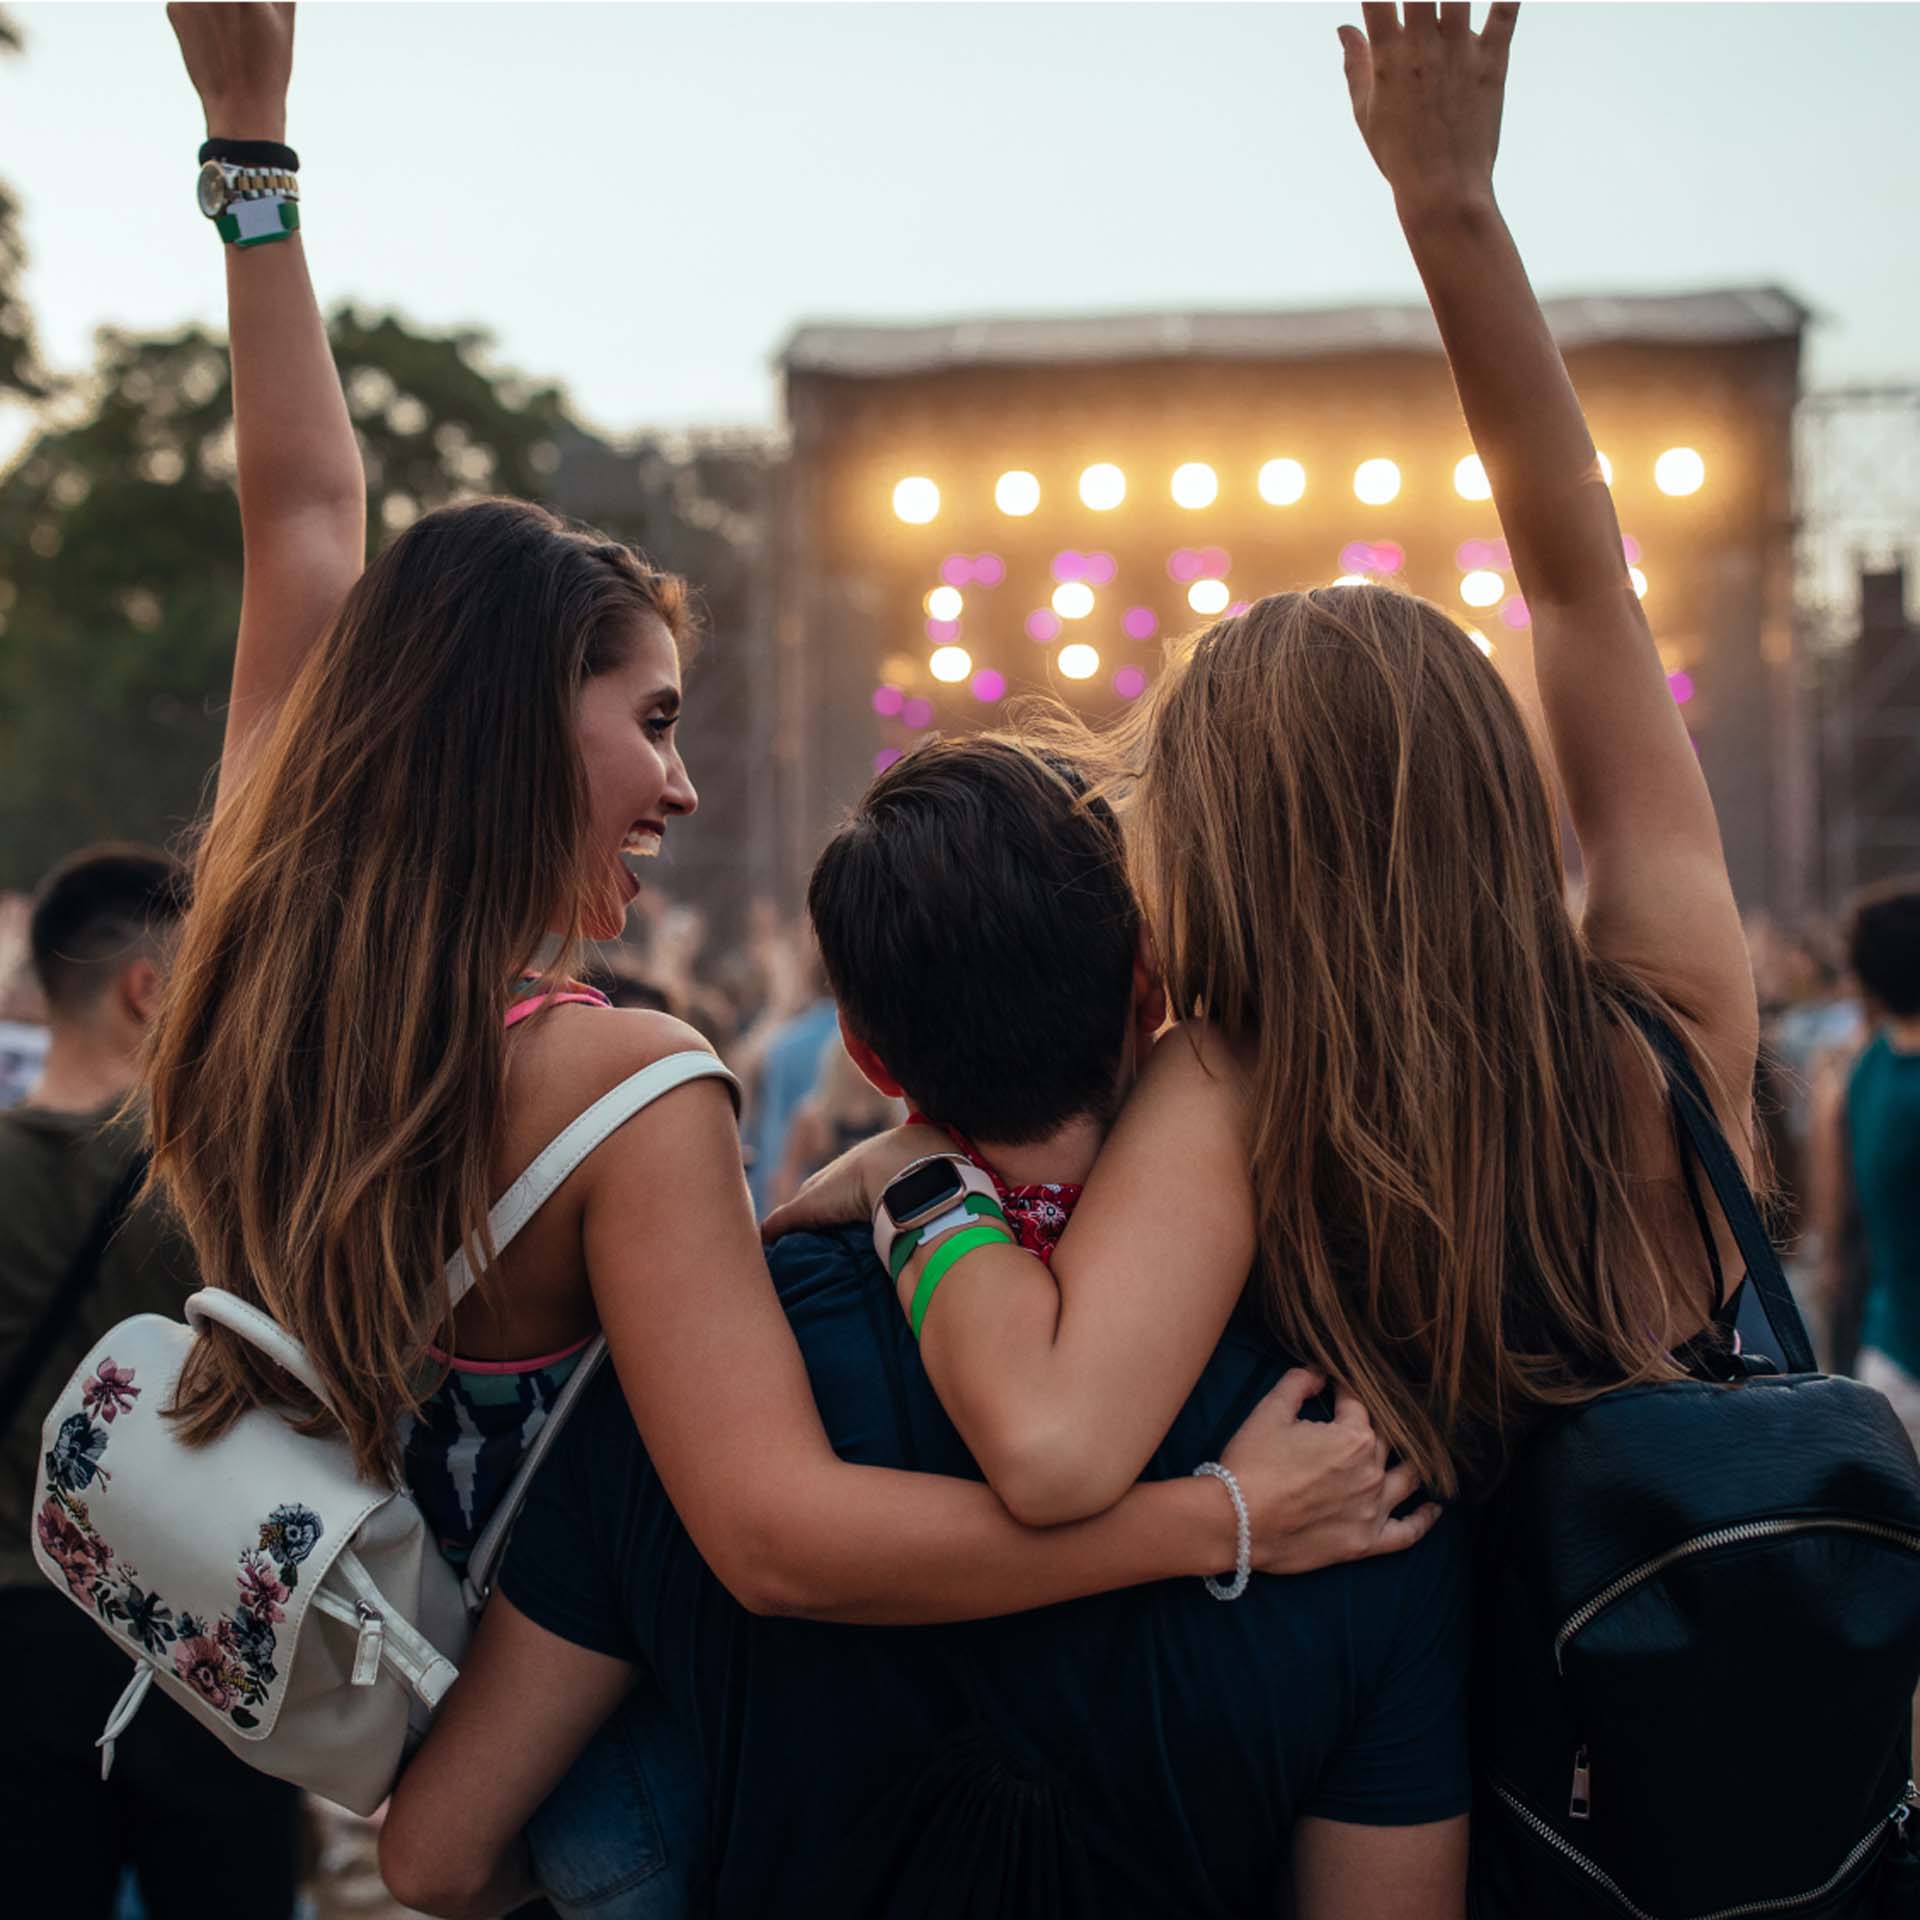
[574,612,697,941]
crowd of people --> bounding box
[6,5,1920,1919]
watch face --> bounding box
[884,1159,966,1230]
[196,160,232,219]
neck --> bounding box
[966,1109,1108,1188]
[28,1025,138,1116]
[1887,1015,1920,1052]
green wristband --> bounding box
[909,1222,1014,1342]
[888,1193,1008,1283]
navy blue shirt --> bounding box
[503,1226,1469,1917]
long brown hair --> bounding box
[1073,587,1724,1497]
[148,499,689,1481]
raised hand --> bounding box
[167,2,295,141]
[1337,3,1518,214]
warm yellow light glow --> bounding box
[1596,450,1614,485]
[1187,578,1231,615]
[1655,447,1705,497]
[994,469,1041,516]
[1051,581,1096,620]
[1057,643,1100,681]
[1629,566,1649,599]
[1354,458,1401,506]
[1466,627,1494,657]
[1258,457,1307,506]
[924,585,964,622]
[1460,569,1505,608]
[892,476,940,524]
[928,644,973,684]
[1171,462,1218,510]
[1079,463,1126,511]
[1453,454,1492,502]
[1332,573,1372,588]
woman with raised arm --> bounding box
[142,7,1421,1915]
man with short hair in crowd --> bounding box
[383,739,1470,1919]
[0,844,301,1918]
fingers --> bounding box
[1370,1502,1445,1557]
[1402,4,1440,29]
[1360,2,1403,42]
[1264,1367,1328,1423]
[1482,1,1520,53]
[1439,1,1472,34]
[1379,1461,1423,1512]
[1336,23,1373,114]
[1331,1386,1374,1431]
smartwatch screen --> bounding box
[885,1159,965,1227]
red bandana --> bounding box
[906,1113,1082,1263]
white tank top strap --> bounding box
[444,1050,739,1309]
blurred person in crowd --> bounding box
[770,1034,905,1207]
[0,891,51,1109]
[381,734,1455,1919]
[733,931,838,1214]
[0,844,301,1918]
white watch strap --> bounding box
[871,1154,1003,1275]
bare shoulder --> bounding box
[1141,1020,1249,1099]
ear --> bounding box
[838,1012,905,1101]
[1131,929,1168,1044]
[121,955,165,1027]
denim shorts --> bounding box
[525,1670,707,1920]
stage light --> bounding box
[1123,606,1158,640]
[1500,595,1531,630]
[874,748,904,773]
[1466,628,1494,657]
[1114,665,1148,700]
[872,684,906,717]
[1453,455,1491,502]
[901,696,935,729]
[1629,566,1649,599]
[1354,459,1401,506]
[973,552,1005,587]
[925,585,964,622]
[1460,569,1504,608]
[940,554,973,587]
[1052,550,1086,582]
[1058,643,1100,680]
[1083,552,1117,586]
[1199,546,1232,577]
[893,477,940,524]
[929,644,972,683]
[1168,548,1203,583]
[971,668,1008,703]
[925,617,960,643]
[1597,450,1614,485]
[1052,581,1095,620]
[1343,540,1403,576]
[1655,447,1705,496]
[1188,578,1230,615]
[1079,463,1126,511]
[1258,458,1307,506]
[1172,462,1218,510]
[1622,534,1642,564]
[1027,608,1063,643]
[1332,573,1372,587]
[1668,669,1695,705]
[995,470,1041,516]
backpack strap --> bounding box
[1621,1002,1817,1376]
[185,1288,341,1412]
[444,1050,739,1310]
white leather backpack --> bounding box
[31,1050,735,1815]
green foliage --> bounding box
[0,12,48,401]
[0,310,582,888]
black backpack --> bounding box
[1471,1011,1920,1919]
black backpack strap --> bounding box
[0,1147,152,1434]
[1620,1002,1817,1376]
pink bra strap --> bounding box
[504,986,612,1030]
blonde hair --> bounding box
[1063,587,1720,1496]
[147,500,689,1482]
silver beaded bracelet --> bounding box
[1191,1460,1252,1601]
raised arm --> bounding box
[1341,2,1756,1103]
[167,3,365,805]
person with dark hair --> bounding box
[380,733,1459,1919]
[1823,878,1920,1449]
[0,842,301,1917]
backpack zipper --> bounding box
[1492,1782,1910,1920]
[1554,1518,1920,1673]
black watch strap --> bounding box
[199,136,300,171]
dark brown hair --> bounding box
[147,499,689,1481]
[1848,876,1920,1019]
[30,842,190,1015]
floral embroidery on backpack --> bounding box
[37,1359,324,1733]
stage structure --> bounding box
[777,289,1807,913]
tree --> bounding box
[0,10,50,402]
[0,309,580,886]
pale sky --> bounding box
[4,2,1916,436]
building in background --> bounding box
[775,288,1809,914]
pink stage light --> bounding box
[1668,670,1695,705]
[1122,606,1158,641]
[1200,546,1232,578]
[872,684,905,717]
[925,617,960,643]
[1370,541,1405,574]
[1051,550,1086,582]
[1622,534,1642,565]
[1227,601,1251,616]
[940,554,974,587]
[1083,551,1117,586]
[973,552,1005,587]
[1026,608,1063,643]
[874,747,904,773]
[1168,548,1203,583]
[901,696,935,730]
[1340,541,1374,575]
[1456,539,1493,571]
[971,668,1008,703]
[1113,665,1148,700]
[1500,595,1531,630]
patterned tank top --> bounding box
[398,978,610,1569]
